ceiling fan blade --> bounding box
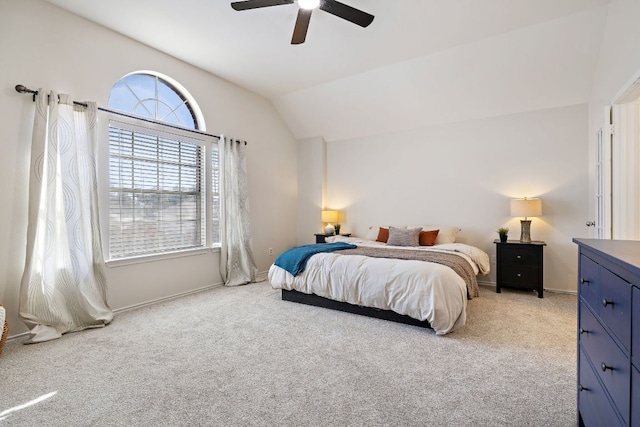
[319,0,374,27]
[231,0,293,11]
[291,8,312,45]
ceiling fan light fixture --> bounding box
[298,0,320,10]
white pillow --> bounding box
[364,225,407,241]
[408,225,461,245]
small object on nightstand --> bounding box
[315,233,351,243]
[494,239,546,298]
[497,227,509,243]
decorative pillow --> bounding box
[409,225,460,245]
[386,226,422,247]
[364,225,407,241]
[376,227,389,243]
[419,229,439,246]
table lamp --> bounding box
[321,210,339,235]
[510,197,542,243]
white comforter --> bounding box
[268,236,490,335]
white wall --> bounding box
[326,105,589,293]
[0,0,298,337]
[588,0,640,228]
[296,137,326,245]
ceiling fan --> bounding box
[231,0,374,45]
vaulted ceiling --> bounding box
[45,0,611,141]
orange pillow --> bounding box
[419,230,439,246]
[376,227,389,243]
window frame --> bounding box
[98,112,220,267]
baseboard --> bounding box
[6,331,29,343]
[478,280,577,295]
[114,282,224,314]
[256,270,268,283]
[543,288,577,295]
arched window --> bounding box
[105,72,219,261]
[108,72,202,129]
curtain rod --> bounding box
[13,84,247,144]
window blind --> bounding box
[108,125,206,259]
[211,144,220,243]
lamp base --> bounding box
[324,224,335,235]
[519,219,532,243]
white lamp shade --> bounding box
[321,210,339,223]
[510,198,542,218]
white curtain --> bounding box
[19,90,112,343]
[219,135,258,286]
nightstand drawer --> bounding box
[500,266,539,287]
[579,350,625,427]
[500,246,539,266]
[599,268,632,352]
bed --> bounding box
[268,226,490,335]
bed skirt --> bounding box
[281,289,432,329]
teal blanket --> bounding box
[274,242,357,276]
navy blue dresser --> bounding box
[573,239,640,426]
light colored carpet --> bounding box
[0,283,577,426]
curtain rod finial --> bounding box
[15,84,38,101]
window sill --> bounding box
[106,245,221,268]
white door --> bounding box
[594,124,611,239]
[610,101,640,240]
[595,127,604,238]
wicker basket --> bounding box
[0,304,8,356]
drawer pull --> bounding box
[579,385,589,392]
[602,298,614,307]
[601,362,613,372]
[579,328,589,335]
[516,273,522,277]
[580,278,589,284]
[516,255,522,259]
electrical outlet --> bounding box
[490,255,497,263]
[268,247,273,256]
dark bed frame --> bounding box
[281,289,432,329]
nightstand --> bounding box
[494,240,546,298]
[315,233,351,243]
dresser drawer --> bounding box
[632,365,640,427]
[574,239,640,427]
[579,349,625,427]
[579,302,630,424]
[633,286,640,363]
[599,268,632,352]
[499,266,539,287]
[500,245,539,266]
[579,254,600,313]
[580,302,607,365]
